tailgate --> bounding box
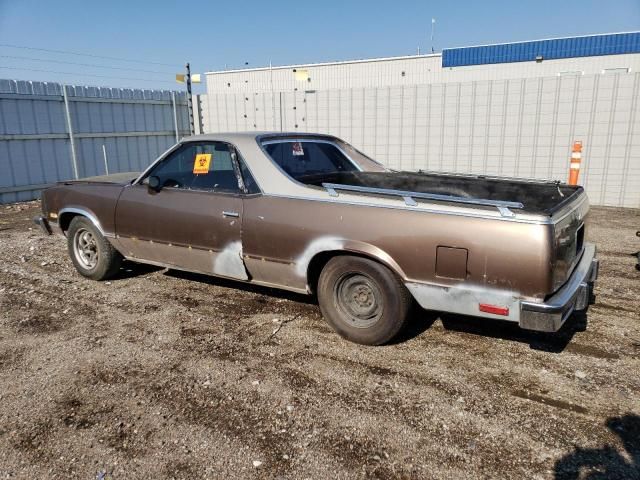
[551,192,590,292]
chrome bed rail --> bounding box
[321,182,524,217]
[413,169,562,185]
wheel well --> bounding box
[306,250,396,295]
[58,212,80,232]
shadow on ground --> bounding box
[164,268,317,306]
[110,261,590,350]
[554,414,640,480]
[112,261,163,280]
[438,311,587,353]
[388,306,439,344]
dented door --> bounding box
[115,185,247,279]
[113,140,249,280]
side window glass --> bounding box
[147,142,241,193]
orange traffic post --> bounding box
[568,141,582,185]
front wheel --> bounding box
[67,216,122,280]
[317,256,411,345]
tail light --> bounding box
[479,304,510,316]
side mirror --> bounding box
[148,175,162,193]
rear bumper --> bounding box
[520,243,598,332]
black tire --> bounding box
[67,216,122,281]
[317,255,412,345]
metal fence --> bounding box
[0,79,190,204]
[199,71,640,208]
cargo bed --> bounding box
[300,171,582,216]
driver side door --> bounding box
[114,141,248,280]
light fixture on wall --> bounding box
[602,67,630,74]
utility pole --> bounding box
[176,64,201,136]
[431,18,436,54]
[185,62,195,135]
[269,60,276,130]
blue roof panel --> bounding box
[442,32,640,67]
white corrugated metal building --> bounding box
[198,33,640,208]
[205,52,640,94]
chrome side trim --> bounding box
[321,182,524,213]
[249,279,308,295]
[58,207,113,237]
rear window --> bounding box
[263,141,358,180]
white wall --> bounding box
[205,54,640,94]
[199,55,640,208]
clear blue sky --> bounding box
[1,0,639,93]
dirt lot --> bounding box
[0,202,638,480]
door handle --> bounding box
[222,211,239,218]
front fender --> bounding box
[58,206,108,236]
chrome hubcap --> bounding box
[73,228,98,269]
[335,273,383,328]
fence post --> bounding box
[194,94,204,134]
[102,144,109,175]
[186,63,195,135]
[279,92,283,132]
[171,91,180,142]
[62,85,79,179]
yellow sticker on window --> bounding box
[193,153,212,174]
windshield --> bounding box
[263,141,359,180]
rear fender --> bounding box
[301,236,408,290]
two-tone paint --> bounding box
[38,132,598,332]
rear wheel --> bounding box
[67,216,122,280]
[317,256,411,345]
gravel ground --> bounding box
[0,201,638,480]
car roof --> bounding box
[180,131,335,144]
[175,132,343,197]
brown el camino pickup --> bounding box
[35,132,599,345]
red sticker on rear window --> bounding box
[292,142,304,156]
